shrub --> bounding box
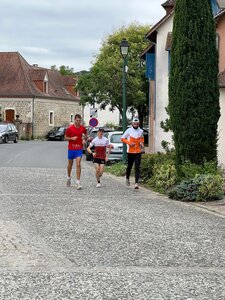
[141,153,175,183]
[168,174,224,202]
[180,160,221,180]
[195,174,224,201]
[147,160,177,192]
[168,179,200,201]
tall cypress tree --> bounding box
[168,0,220,165]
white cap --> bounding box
[132,117,139,123]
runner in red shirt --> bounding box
[64,114,87,190]
[87,127,112,188]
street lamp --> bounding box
[120,38,129,162]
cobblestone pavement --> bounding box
[1,163,225,299]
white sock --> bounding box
[76,180,80,184]
[67,176,71,180]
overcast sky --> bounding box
[0,0,165,72]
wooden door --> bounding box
[5,109,15,122]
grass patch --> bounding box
[105,162,127,177]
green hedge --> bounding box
[168,174,224,202]
[141,152,175,183]
[105,153,224,202]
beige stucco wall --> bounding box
[218,89,225,167]
[217,14,225,72]
[155,15,174,152]
[0,98,33,122]
[34,98,81,136]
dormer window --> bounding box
[43,73,49,93]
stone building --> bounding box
[0,52,81,138]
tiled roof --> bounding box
[0,52,79,100]
[218,69,225,87]
[146,10,174,40]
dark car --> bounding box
[0,122,18,143]
[84,127,114,161]
[46,126,67,141]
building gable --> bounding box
[0,52,79,101]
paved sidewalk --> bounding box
[193,197,225,217]
[1,164,225,299]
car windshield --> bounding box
[0,124,7,131]
[51,127,60,132]
[110,134,122,143]
[58,127,65,132]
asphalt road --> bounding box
[0,140,68,168]
[0,141,225,299]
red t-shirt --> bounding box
[65,125,87,150]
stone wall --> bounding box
[34,98,81,136]
[0,97,82,138]
[0,98,33,123]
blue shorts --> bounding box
[68,150,83,160]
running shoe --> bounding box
[126,178,130,186]
[66,178,71,187]
[134,183,139,190]
[96,183,101,188]
[76,183,82,190]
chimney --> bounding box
[161,0,175,15]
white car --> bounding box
[107,131,123,162]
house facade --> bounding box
[0,52,81,138]
[83,104,120,128]
[142,0,225,166]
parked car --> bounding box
[0,122,18,143]
[84,127,114,161]
[107,131,123,162]
[46,126,67,141]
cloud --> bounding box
[0,0,165,71]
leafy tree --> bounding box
[168,0,220,166]
[51,65,75,76]
[77,23,150,126]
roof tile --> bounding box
[0,52,79,100]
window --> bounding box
[70,114,74,123]
[44,81,48,93]
[110,134,122,143]
[49,111,54,126]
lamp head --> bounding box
[120,38,129,59]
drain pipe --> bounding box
[32,96,35,139]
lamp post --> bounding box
[120,38,129,162]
